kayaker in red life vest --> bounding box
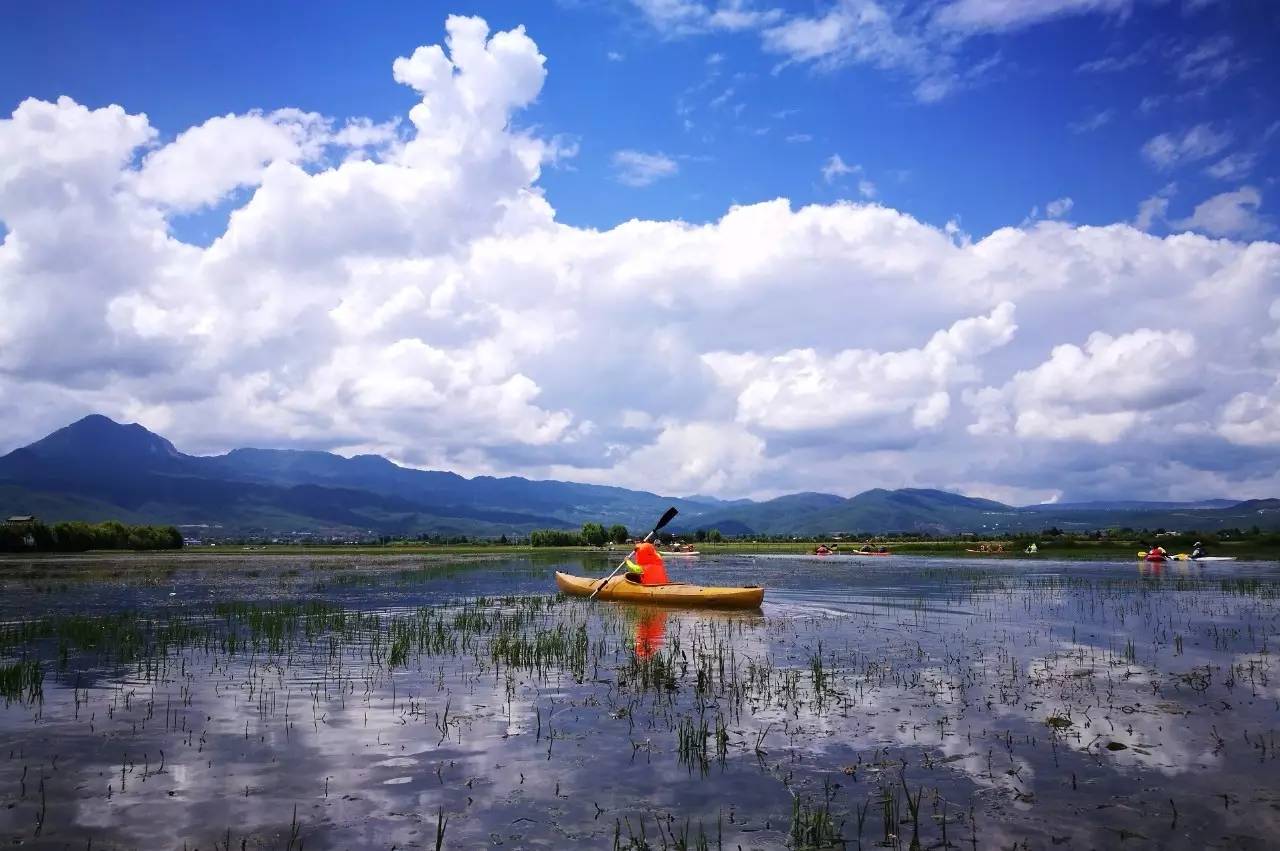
[624,539,671,585]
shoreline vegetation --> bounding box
[0,520,183,553]
[3,534,1277,561]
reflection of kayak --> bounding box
[555,572,764,609]
[659,550,701,557]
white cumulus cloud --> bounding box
[2,15,1280,502]
[1218,383,1280,447]
[133,109,331,211]
[967,329,1200,444]
[705,303,1017,433]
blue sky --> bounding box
[6,0,1275,239]
[1,1,1278,503]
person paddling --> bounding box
[1191,541,1206,560]
[624,538,671,585]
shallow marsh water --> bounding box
[1,552,1278,849]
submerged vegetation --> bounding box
[0,553,1277,847]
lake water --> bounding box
[1,552,1278,849]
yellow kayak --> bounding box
[555,572,764,610]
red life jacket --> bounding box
[633,542,670,585]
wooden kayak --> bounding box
[555,572,763,610]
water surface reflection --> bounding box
[1,553,1277,848]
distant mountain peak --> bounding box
[23,414,183,463]
[75,414,116,428]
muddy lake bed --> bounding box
[1,552,1278,849]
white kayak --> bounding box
[659,550,701,557]
[1190,556,1236,562]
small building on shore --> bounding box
[3,515,37,548]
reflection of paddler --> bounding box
[633,609,669,659]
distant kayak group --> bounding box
[557,508,1244,616]
[816,544,891,555]
[966,542,1012,555]
[1140,542,1235,562]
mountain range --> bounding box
[1,415,1277,539]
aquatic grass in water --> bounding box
[0,658,42,705]
[790,779,842,849]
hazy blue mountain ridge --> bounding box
[0,416,1275,537]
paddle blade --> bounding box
[651,506,679,535]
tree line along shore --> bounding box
[0,519,183,553]
[2,518,1278,559]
